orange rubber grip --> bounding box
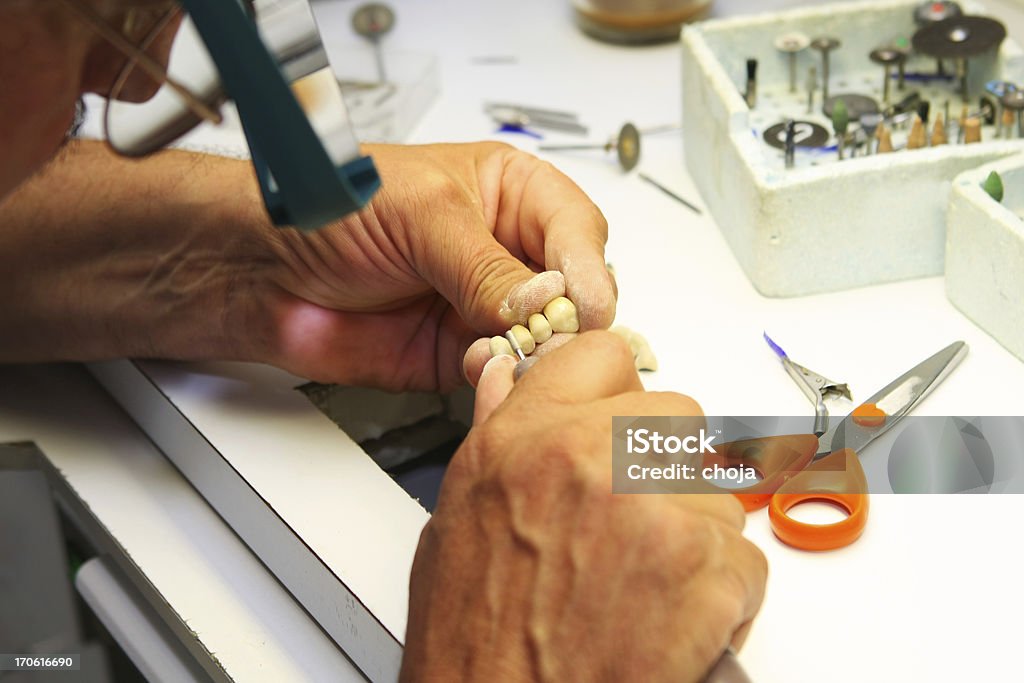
[769,492,869,551]
[767,448,870,551]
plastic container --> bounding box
[572,0,712,44]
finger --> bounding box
[707,530,769,638]
[513,356,539,381]
[730,619,755,652]
[512,330,642,405]
[411,205,559,335]
[473,354,516,425]
[547,220,617,331]
[529,332,575,358]
[463,337,494,387]
[607,263,619,301]
[680,542,767,675]
[464,331,575,386]
[495,154,617,331]
[670,494,747,531]
[502,270,565,325]
[728,541,768,642]
[597,391,748,529]
[438,305,482,392]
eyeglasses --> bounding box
[58,0,381,230]
[56,0,225,156]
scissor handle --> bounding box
[706,434,820,512]
[768,448,869,551]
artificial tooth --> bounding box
[630,332,658,372]
[509,324,536,354]
[542,296,579,333]
[610,325,659,372]
[528,313,553,343]
[489,335,514,358]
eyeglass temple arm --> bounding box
[56,0,222,125]
[181,0,380,230]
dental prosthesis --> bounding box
[487,295,657,372]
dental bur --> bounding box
[505,330,527,361]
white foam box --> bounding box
[946,155,1024,360]
[682,0,1024,297]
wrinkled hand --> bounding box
[253,142,616,391]
[401,332,768,683]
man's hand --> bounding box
[255,141,616,390]
[401,333,768,683]
[0,141,615,389]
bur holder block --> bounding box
[946,157,1024,362]
[681,0,1024,297]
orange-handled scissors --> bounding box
[710,341,968,551]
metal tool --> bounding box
[721,340,968,551]
[639,123,682,136]
[882,90,922,123]
[859,112,883,154]
[832,98,850,160]
[914,0,964,76]
[806,66,817,114]
[539,122,641,171]
[893,38,912,90]
[352,3,396,84]
[870,47,904,106]
[764,334,850,436]
[775,32,810,93]
[745,58,758,108]
[912,15,1007,103]
[765,120,827,151]
[505,331,527,361]
[762,120,829,151]
[485,103,589,135]
[918,99,931,124]
[985,80,1016,137]
[783,120,796,168]
[638,173,702,214]
[811,36,840,101]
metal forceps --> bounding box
[763,333,850,435]
[715,341,968,551]
[485,102,589,135]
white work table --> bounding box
[5,1,1024,682]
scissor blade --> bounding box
[816,341,968,457]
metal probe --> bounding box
[505,330,527,361]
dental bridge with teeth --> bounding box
[486,295,658,372]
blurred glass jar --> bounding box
[572,0,712,44]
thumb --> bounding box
[417,216,567,332]
[473,354,516,425]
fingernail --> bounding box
[481,353,516,378]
